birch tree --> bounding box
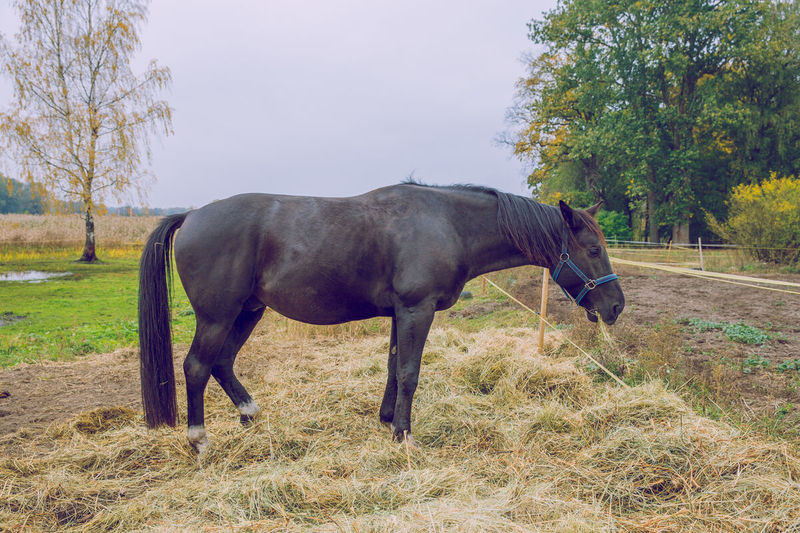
[0,0,172,261]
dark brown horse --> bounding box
[139,183,624,453]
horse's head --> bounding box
[553,201,624,325]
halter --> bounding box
[551,232,618,306]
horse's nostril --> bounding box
[612,303,623,317]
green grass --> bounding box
[442,275,541,332]
[0,247,195,367]
[682,317,773,345]
[777,359,800,373]
[742,353,771,373]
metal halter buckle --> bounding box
[552,229,618,306]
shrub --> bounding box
[708,174,800,264]
[595,210,632,243]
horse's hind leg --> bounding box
[184,316,236,455]
[211,307,265,425]
[379,317,398,426]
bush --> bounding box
[708,174,800,265]
[595,210,633,243]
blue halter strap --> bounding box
[550,238,619,306]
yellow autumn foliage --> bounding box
[708,174,800,264]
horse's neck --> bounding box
[462,198,542,279]
[467,245,530,278]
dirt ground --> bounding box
[516,265,800,428]
[1,264,799,442]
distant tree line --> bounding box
[0,176,44,214]
[508,0,800,243]
[104,206,187,216]
[1,175,183,216]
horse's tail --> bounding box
[139,212,188,428]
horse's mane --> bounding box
[402,179,604,264]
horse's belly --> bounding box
[267,300,388,325]
[256,284,391,325]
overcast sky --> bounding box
[0,1,555,208]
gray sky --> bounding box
[0,1,555,208]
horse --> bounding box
[138,182,624,453]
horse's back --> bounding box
[172,187,475,324]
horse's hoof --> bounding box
[391,424,421,450]
[402,433,421,452]
[194,440,209,458]
[240,414,257,426]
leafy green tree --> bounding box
[596,210,633,243]
[509,0,800,243]
[0,0,172,261]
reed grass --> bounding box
[0,214,159,247]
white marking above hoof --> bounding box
[187,425,209,456]
[238,400,260,418]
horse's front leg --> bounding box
[390,301,435,447]
[379,317,398,426]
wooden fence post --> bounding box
[538,268,549,354]
[698,237,704,271]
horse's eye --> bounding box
[589,247,601,258]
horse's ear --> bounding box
[585,201,602,218]
[559,200,580,230]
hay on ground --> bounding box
[1,327,798,532]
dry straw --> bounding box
[1,327,799,531]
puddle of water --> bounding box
[0,313,25,327]
[0,271,72,283]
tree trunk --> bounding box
[79,206,97,262]
[672,220,690,244]
[81,111,99,262]
[647,189,659,243]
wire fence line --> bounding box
[480,253,800,389]
[481,274,629,388]
[608,238,799,252]
[610,256,800,295]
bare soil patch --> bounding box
[0,349,146,444]
[512,265,800,430]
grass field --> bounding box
[0,226,788,369]
[0,249,197,367]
